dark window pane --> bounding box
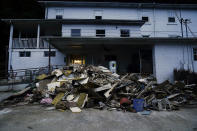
[19,51,31,57]
[50,51,56,57]
[56,15,62,19]
[142,16,149,22]
[71,29,81,37]
[193,48,197,54]
[44,51,49,57]
[120,30,130,37]
[193,48,197,61]
[194,55,197,61]
[25,52,31,57]
[95,16,102,20]
[168,17,175,23]
[44,51,56,57]
[19,52,25,57]
[142,35,150,38]
[96,30,105,37]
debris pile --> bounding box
[1,65,197,113]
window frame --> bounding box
[193,48,197,61]
[44,51,56,57]
[142,16,149,22]
[95,16,102,20]
[120,29,130,37]
[56,15,63,19]
[71,29,81,37]
[94,10,103,20]
[168,17,176,23]
[142,35,150,38]
[96,29,105,37]
[19,51,31,57]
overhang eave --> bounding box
[41,37,197,52]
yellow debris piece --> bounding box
[52,93,65,105]
[36,74,47,80]
[64,70,72,76]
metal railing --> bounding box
[0,65,65,84]
[12,38,55,49]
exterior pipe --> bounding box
[8,23,14,71]
[48,41,51,74]
[36,24,40,48]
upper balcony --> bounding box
[2,19,146,39]
[12,38,54,49]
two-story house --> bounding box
[2,1,197,83]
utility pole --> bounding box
[179,10,184,38]
[183,19,191,70]
[180,18,184,37]
[183,19,191,38]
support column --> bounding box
[48,40,51,74]
[36,24,40,48]
[8,24,14,71]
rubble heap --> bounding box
[1,65,197,113]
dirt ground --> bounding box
[0,105,197,131]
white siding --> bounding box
[11,49,66,70]
[62,24,141,37]
[153,44,197,83]
[47,7,139,20]
[46,7,197,37]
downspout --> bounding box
[45,7,48,19]
[48,40,51,74]
[8,22,14,72]
[153,3,156,37]
[184,21,190,70]
[36,24,40,48]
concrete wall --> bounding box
[153,44,197,83]
[11,49,66,70]
[47,7,197,37]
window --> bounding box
[56,8,63,19]
[120,30,130,37]
[142,35,150,38]
[96,30,105,37]
[142,16,149,22]
[94,10,102,20]
[56,15,62,19]
[44,51,56,57]
[95,16,102,20]
[71,29,81,37]
[193,48,197,61]
[168,17,175,23]
[19,51,31,57]
[168,34,180,38]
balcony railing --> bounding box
[12,38,54,49]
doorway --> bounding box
[66,54,85,65]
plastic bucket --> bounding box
[133,99,144,112]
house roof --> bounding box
[38,1,197,9]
